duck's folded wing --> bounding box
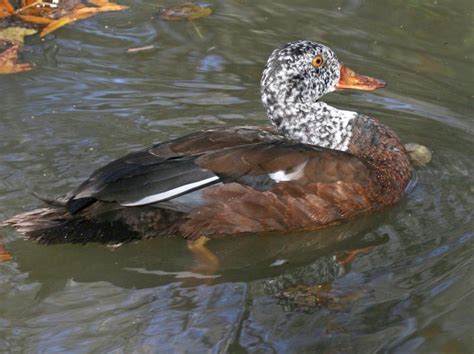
[67,138,375,215]
[66,126,281,214]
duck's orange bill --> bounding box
[336,65,386,91]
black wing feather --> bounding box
[67,148,220,214]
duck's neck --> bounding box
[265,101,357,152]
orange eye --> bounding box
[312,55,324,68]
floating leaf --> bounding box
[39,2,127,37]
[0,243,13,262]
[0,41,34,73]
[87,0,117,6]
[39,8,97,36]
[8,0,129,36]
[0,26,37,43]
[0,0,14,19]
[16,13,54,24]
[158,2,212,21]
[85,2,127,12]
[19,0,81,17]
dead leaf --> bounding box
[0,27,37,43]
[19,0,81,17]
[87,0,117,6]
[7,0,129,36]
[39,2,128,37]
[0,0,14,19]
[40,8,96,36]
[79,3,127,13]
[158,2,212,21]
[16,13,54,24]
[0,42,34,74]
[0,243,13,262]
[17,1,53,17]
[18,0,87,20]
[127,44,155,53]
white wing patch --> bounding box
[121,176,220,206]
[268,160,308,182]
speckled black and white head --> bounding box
[261,40,385,151]
[261,40,340,111]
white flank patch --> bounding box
[121,176,219,206]
[268,160,308,182]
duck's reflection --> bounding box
[4,215,388,301]
[263,233,388,313]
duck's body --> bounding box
[3,41,411,244]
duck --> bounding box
[2,40,412,244]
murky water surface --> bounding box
[1,0,473,352]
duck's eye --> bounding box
[312,55,324,68]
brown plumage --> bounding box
[1,41,412,244]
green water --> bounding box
[1,0,473,352]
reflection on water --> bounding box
[1,0,473,352]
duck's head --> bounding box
[261,40,385,128]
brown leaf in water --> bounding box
[158,2,212,21]
[0,0,14,19]
[19,0,81,17]
[87,0,119,6]
[16,13,54,24]
[0,42,34,74]
[0,26,37,43]
[0,243,13,262]
[278,282,367,311]
[17,1,53,18]
[39,2,128,37]
[11,0,128,36]
[88,2,127,12]
[39,7,98,36]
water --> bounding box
[1,0,473,352]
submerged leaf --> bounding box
[0,244,12,262]
[0,42,34,73]
[0,26,37,43]
[158,2,212,21]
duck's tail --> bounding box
[2,193,186,244]
[1,200,142,244]
[1,206,71,243]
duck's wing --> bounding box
[66,126,282,214]
[66,127,375,215]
